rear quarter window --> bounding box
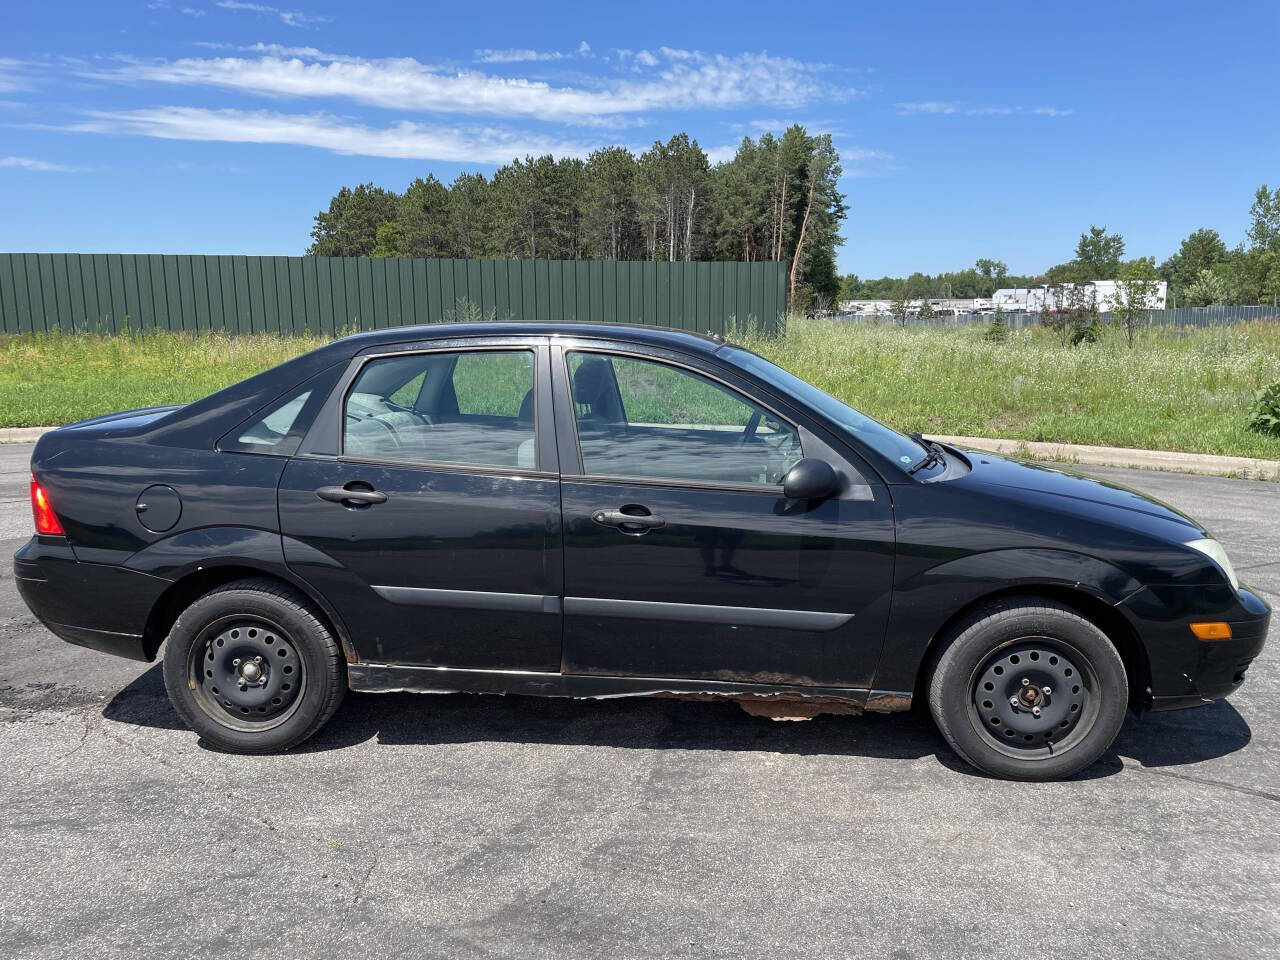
[219,366,343,456]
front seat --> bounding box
[572,358,622,439]
[517,388,535,425]
[516,387,536,469]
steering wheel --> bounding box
[739,410,762,445]
[343,407,401,450]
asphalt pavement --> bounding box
[0,441,1276,959]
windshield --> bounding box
[720,346,929,471]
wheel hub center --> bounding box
[1019,684,1044,708]
[239,660,263,683]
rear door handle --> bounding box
[591,507,665,532]
[316,484,388,506]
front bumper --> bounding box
[14,536,171,662]
[1120,582,1270,710]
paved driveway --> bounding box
[0,442,1276,959]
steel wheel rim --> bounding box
[187,614,306,732]
[967,636,1100,760]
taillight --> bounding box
[30,475,65,535]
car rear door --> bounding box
[551,341,895,690]
[278,336,563,671]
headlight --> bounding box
[1184,538,1239,592]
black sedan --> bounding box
[14,323,1269,780]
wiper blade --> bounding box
[907,450,943,475]
[907,433,947,475]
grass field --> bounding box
[740,319,1280,460]
[2,319,1279,460]
[0,332,328,429]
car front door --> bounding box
[552,342,895,690]
[278,337,563,672]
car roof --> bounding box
[329,321,728,357]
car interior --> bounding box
[566,352,803,486]
[344,350,538,469]
[334,347,803,485]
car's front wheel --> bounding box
[161,578,345,753]
[928,597,1128,780]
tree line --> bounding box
[307,126,846,310]
[841,184,1280,308]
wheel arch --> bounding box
[142,562,356,664]
[912,583,1152,714]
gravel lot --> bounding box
[0,441,1276,959]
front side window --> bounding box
[344,349,537,470]
[719,346,931,471]
[566,351,802,487]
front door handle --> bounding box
[591,506,665,534]
[316,484,388,506]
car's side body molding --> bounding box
[563,596,853,631]
[373,585,562,615]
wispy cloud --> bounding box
[0,58,30,93]
[475,41,592,64]
[59,106,605,164]
[894,100,1072,117]
[744,117,846,136]
[180,6,205,15]
[93,47,843,125]
[703,142,740,164]
[214,0,328,28]
[838,146,894,178]
[0,155,75,172]
[475,48,567,64]
[614,49,660,68]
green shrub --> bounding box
[1248,382,1280,436]
[1072,316,1103,346]
[984,312,1009,343]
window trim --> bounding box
[337,343,547,477]
[558,345,806,492]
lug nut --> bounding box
[1042,685,1052,695]
[1021,678,1030,686]
[1010,696,1020,707]
[232,658,241,666]
[1032,706,1042,717]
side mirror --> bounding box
[782,458,838,501]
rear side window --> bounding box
[220,373,334,457]
[343,349,537,470]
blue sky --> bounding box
[1,0,1276,277]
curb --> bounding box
[0,427,52,445]
[935,436,1280,481]
[4,424,1278,480]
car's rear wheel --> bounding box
[161,578,345,753]
[928,597,1128,781]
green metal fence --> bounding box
[0,254,786,338]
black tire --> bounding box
[928,597,1127,781]
[162,578,345,753]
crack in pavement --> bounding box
[1237,559,1280,572]
[1124,759,1280,804]
[95,708,390,914]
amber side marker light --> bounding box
[30,475,65,536]
[1190,622,1232,641]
